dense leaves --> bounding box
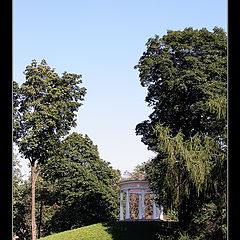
[41,132,119,233]
[13,155,31,240]
[135,27,227,239]
[13,133,120,238]
[135,27,227,147]
[13,60,86,240]
[14,59,86,165]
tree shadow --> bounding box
[103,221,179,240]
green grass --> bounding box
[39,223,112,240]
[39,221,179,240]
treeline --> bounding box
[13,61,120,239]
[13,133,120,239]
[135,27,227,239]
[13,26,227,240]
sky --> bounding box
[13,0,227,179]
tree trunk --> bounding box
[38,198,43,238]
[31,163,37,240]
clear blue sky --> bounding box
[14,0,227,178]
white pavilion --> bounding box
[119,179,164,221]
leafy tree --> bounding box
[13,60,86,240]
[121,164,146,181]
[13,157,31,240]
[13,181,32,240]
[33,174,61,238]
[13,152,22,197]
[13,153,28,238]
[41,132,119,233]
[135,27,227,239]
[13,170,65,239]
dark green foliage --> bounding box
[14,59,86,165]
[135,27,227,147]
[13,174,62,239]
[13,158,55,239]
[190,202,227,239]
[13,59,86,240]
[135,27,227,239]
[103,221,179,240]
[13,154,31,239]
[13,133,120,238]
[13,177,32,240]
[41,132,119,234]
[34,176,61,238]
[13,153,22,197]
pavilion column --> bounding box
[140,190,145,219]
[153,195,161,219]
[159,205,164,220]
[119,191,124,220]
[152,199,157,219]
[138,193,142,219]
[125,189,130,219]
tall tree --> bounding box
[135,27,227,239]
[41,132,119,233]
[13,60,86,240]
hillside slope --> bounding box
[40,221,178,240]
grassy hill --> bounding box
[39,221,179,240]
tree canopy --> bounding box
[13,133,120,237]
[135,27,227,239]
[135,27,226,146]
[13,59,87,240]
[14,59,86,166]
[41,132,120,233]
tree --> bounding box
[121,164,146,181]
[13,60,86,240]
[135,27,227,239]
[13,179,32,240]
[41,132,119,233]
[13,153,31,240]
[13,152,22,198]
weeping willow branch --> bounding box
[154,124,223,196]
